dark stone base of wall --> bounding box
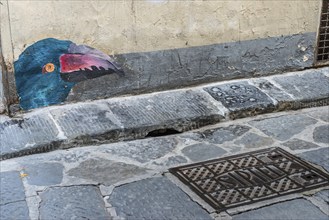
[67,32,316,102]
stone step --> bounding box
[0,67,328,160]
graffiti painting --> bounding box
[14,38,124,110]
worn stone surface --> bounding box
[0,201,30,220]
[0,106,328,220]
[273,70,329,101]
[314,190,329,204]
[252,79,294,103]
[204,82,275,118]
[107,90,223,136]
[0,113,60,159]
[22,162,64,186]
[67,158,148,185]
[109,177,212,220]
[50,103,121,140]
[164,156,188,167]
[39,185,111,220]
[100,137,178,163]
[313,125,329,144]
[0,171,26,205]
[299,148,329,172]
[248,114,317,141]
[234,132,274,149]
[283,139,322,151]
[196,125,251,144]
[232,199,328,220]
[306,107,329,122]
[182,143,227,162]
[0,64,5,114]
[2,67,329,162]
[68,33,315,103]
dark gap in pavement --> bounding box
[145,128,182,137]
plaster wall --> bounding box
[1,0,321,61]
[0,65,4,113]
[0,0,323,110]
[0,42,5,113]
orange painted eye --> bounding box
[42,63,55,74]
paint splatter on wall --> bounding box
[14,38,124,110]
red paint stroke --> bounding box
[60,54,115,73]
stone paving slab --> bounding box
[109,177,212,220]
[232,199,328,220]
[0,201,30,220]
[98,137,178,163]
[0,171,26,205]
[273,70,329,102]
[253,69,329,110]
[67,158,148,185]
[299,148,329,172]
[306,107,329,122]
[313,125,329,144]
[39,185,111,220]
[0,113,61,160]
[248,114,317,141]
[183,124,251,144]
[50,103,121,141]
[283,139,322,151]
[252,78,294,104]
[22,162,64,186]
[107,90,224,137]
[181,143,227,162]
[204,82,275,119]
[314,190,329,204]
[0,171,30,219]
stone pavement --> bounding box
[0,106,328,219]
[1,67,329,160]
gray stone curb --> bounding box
[1,67,328,160]
[1,90,224,160]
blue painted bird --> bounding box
[14,38,124,110]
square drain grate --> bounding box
[317,0,329,62]
[169,147,329,212]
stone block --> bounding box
[273,70,329,106]
[67,158,147,185]
[0,201,29,220]
[182,143,227,162]
[99,137,178,163]
[109,177,212,220]
[0,113,60,160]
[299,148,329,172]
[23,162,64,186]
[50,103,121,141]
[0,171,26,205]
[248,114,317,141]
[107,90,224,137]
[204,82,275,119]
[233,199,328,220]
[39,185,111,220]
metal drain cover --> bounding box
[169,147,329,211]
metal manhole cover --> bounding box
[169,147,329,212]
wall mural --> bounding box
[14,38,124,110]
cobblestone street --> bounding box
[1,106,328,219]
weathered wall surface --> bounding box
[0,0,322,110]
[0,64,4,113]
[0,42,6,113]
[1,1,321,59]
